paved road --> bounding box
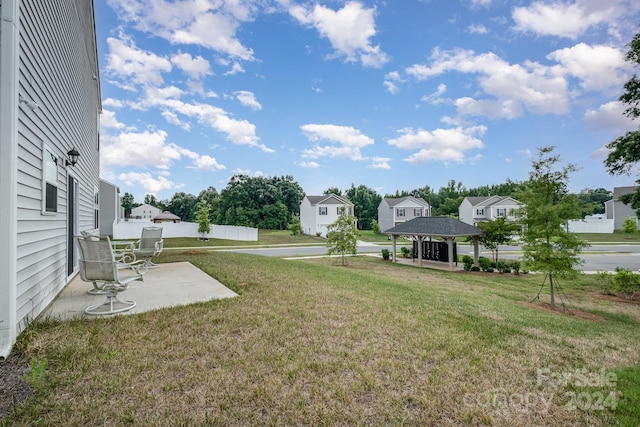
[225,242,640,272]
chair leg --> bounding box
[85,291,136,315]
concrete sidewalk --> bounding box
[42,261,238,321]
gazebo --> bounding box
[385,216,483,271]
[153,211,181,223]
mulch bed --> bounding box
[0,355,33,419]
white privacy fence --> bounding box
[112,221,258,241]
[567,218,614,233]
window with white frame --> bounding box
[319,206,327,215]
[43,147,58,213]
[396,208,405,217]
[509,208,520,217]
[414,208,422,216]
[476,208,484,216]
[497,208,507,217]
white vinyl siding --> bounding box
[13,0,101,345]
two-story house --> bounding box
[1,0,102,358]
[377,196,431,232]
[300,194,355,237]
[459,196,523,226]
[604,186,639,231]
[131,203,162,220]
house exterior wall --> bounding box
[131,204,161,220]
[99,179,120,236]
[459,196,522,226]
[377,197,430,232]
[300,195,354,237]
[458,198,473,226]
[377,200,395,232]
[603,187,639,231]
[1,0,101,358]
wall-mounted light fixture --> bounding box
[66,148,80,167]
[18,94,39,110]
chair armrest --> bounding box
[155,239,164,253]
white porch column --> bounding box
[392,235,397,263]
[447,237,455,271]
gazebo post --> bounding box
[473,236,480,268]
[417,235,423,267]
[392,235,397,263]
[447,237,455,271]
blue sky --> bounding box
[95,0,640,202]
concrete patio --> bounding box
[42,261,238,321]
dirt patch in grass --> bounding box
[588,291,640,305]
[518,301,606,321]
[0,356,32,419]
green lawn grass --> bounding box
[4,251,639,426]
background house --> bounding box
[377,196,431,232]
[459,196,523,226]
[131,203,161,221]
[605,185,639,231]
[0,0,102,358]
[300,194,354,237]
[99,179,123,236]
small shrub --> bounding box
[613,268,640,299]
[381,249,390,261]
[595,270,613,295]
[470,266,481,271]
[478,257,493,272]
[462,255,474,271]
[496,261,511,274]
[400,247,411,258]
[510,260,521,275]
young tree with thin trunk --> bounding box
[326,207,358,266]
[518,146,587,310]
[477,217,517,263]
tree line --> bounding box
[119,174,612,231]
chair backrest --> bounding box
[139,226,163,253]
[76,235,118,282]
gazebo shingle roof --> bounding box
[385,216,482,237]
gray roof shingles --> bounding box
[385,216,482,237]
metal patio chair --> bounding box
[76,234,146,315]
[133,226,164,269]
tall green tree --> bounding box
[168,192,198,222]
[477,217,518,263]
[605,30,640,210]
[197,186,220,221]
[121,192,135,218]
[345,184,382,230]
[216,175,304,229]
[323,187,342,196]
[326,207,358,266]
[518,146,588,310]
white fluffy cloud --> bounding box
[388,126,486,164]
[118,171,177,195]
[289,1,389,68]
[101,130,184,169]
[584,101,638,132]
[547,43,629,91]
[512,0,639,39]
[171,52,212,80]
[107,0,255,60]
[235,91,262,110]
[105,36,172,88]
[406,48,569,118]
[300,124,374,161]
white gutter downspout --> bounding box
[0,0,20,360]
